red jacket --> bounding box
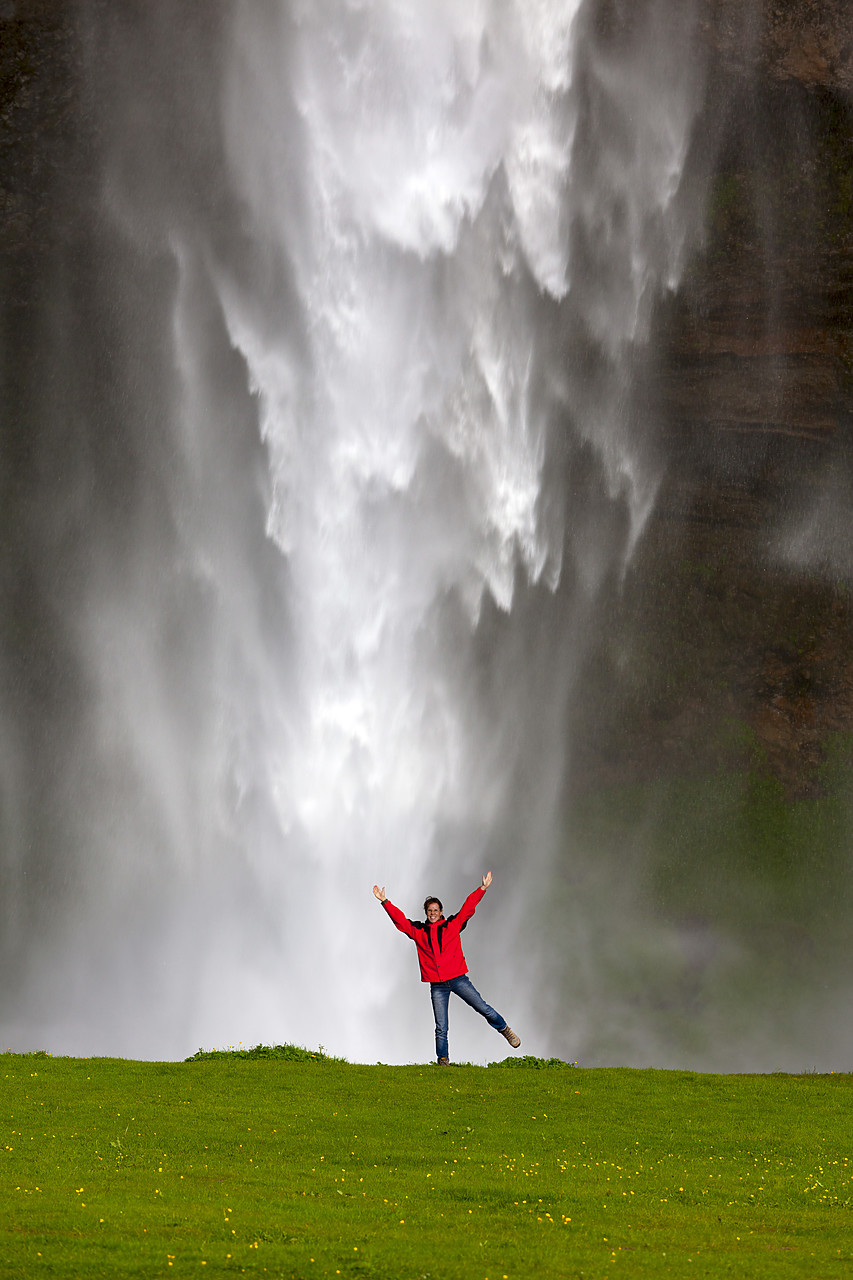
[382,887,486,983]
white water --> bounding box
[2,0,708,1062]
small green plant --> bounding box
[185,1041,347,1063]
[107,1132,130,1168]
[488,1055,577,1069]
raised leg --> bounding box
[448,974,506,1032]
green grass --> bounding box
[2,1051,852,1278]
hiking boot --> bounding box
[437,1057,450,1065]
[500,1026,521,1049]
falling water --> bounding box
[1,0,710,1061]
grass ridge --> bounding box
[184,1042,346,1064]
[2,1055,851,1278]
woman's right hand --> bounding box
[372,884,387,902]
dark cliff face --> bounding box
[554,3,853,1068]
[571,1,853,800]
[708,0,853,96]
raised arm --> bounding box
[373,885,416,939]
[449,872,493,931]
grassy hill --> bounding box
[2,1049,851,1278]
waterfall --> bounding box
[0,0,708,1062]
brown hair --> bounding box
[423,897,443,916]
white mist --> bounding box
[2,0,707,1062]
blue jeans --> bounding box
[430,974,506,1061]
